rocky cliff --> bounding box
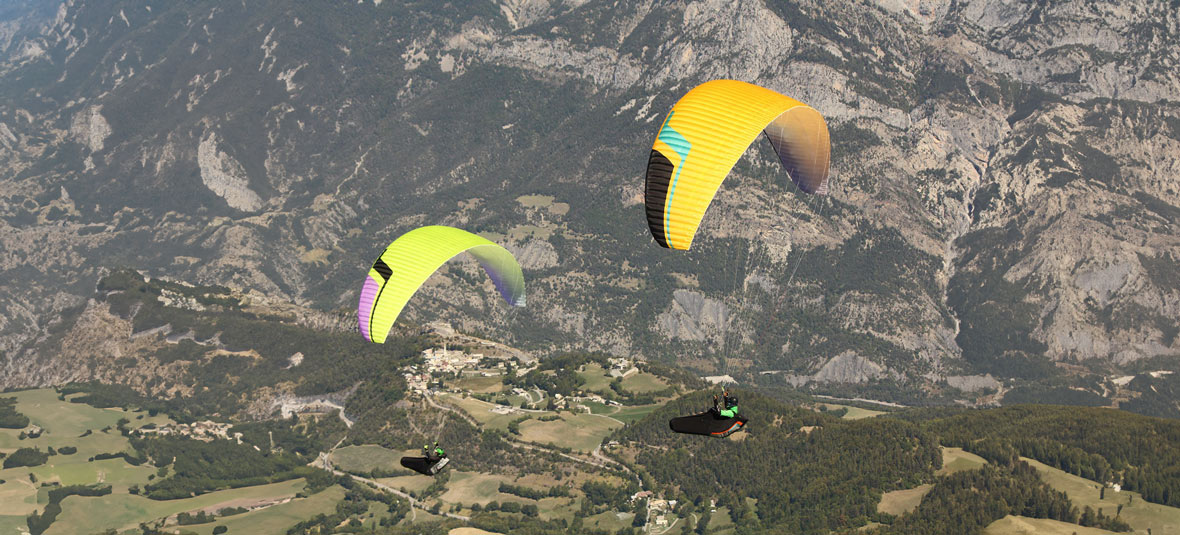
[1,0,1177,407]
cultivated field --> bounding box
[1024,457,1180,535]
[377,474,435,494]
[45,478,310,534]
[0,389,174,527]
[877,484,933,515]
[609,404,661,424]
[820,403,885,419]
[454,375,505,394]
[619,372,668,394]
[330,444,401,474]
[707,506,735,534]
[182,485,346,535]
[984,515,1116,535]
[517,413,623,452]
[576,363,668,396]
[437,471,531,507]
[578,364,615,393]
[450,527,502,535]
[583,509,634,533]
[439,394,538,430]
[937,447,987,475]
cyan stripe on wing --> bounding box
[656,112,691,246]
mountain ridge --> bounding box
[1,0,1178,409]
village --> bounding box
[134,420,241,443]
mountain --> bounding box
[1,0,1178,408]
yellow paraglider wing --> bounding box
[357,226,526,344]
[645,79,831,250]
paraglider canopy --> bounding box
[669,391,747,438]
[401,455,449,476]
[357,225,526,344]
[669,411,748,438]
[644,79,831,250]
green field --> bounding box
[0,389,172,457]
[984,515,1115,535]
[584,508,633,532]
[330,445,401,474]
[516,194,555,208]
[619,372,668,394]
[517,413,622,452]
[183,485,347,535]
[0,389,173,524]
[44,478,309,534]
[450,528,502,535]
[1024,457,1180,535]
[877,484,932,515]
[437,471,531,507]
[454,376,505,394]
[440,394,539,430]
[937,447,987,476]
[536,495,576,523]
[609,404,661,424]
[707,506,735,534]
[377,474,435,494]
[576,364,668,396]
[581,400,612,414]
[821,403,885,419]
[578,364,615,393]
[0,389,173,443]
[0,514,26,535]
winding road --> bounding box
[314,452,469,522]
[312,390,646,526]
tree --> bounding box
[696,511,711,534]
[633,498,648,527]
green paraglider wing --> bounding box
[358,225,526,344]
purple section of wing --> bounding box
[357,276,380,341]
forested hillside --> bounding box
[608,392,1180,534]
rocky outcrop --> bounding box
[197,131,263,212]
[656,290,728,343]
[507,240,559,270]
[68,105,111,153]
[1,0,1178,403]
[813,352,890,384]
[945,374,1000,393]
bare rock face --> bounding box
[768,351,895,386]
[69,105,111,153]
[507,240,558,270]
[656,290,728,343]
[812,352,889,384]
[946,374,1000,393]
[0,0,1178,402]
[197,131,263,212]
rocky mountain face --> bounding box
[1,0,1178,406]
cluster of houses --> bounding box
[404,344,515,394]
[631,490,679,529]
[135,420,241,443]
[607,356,638,378]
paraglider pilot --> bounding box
[424,441,446,462]
[710,391,739,419]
